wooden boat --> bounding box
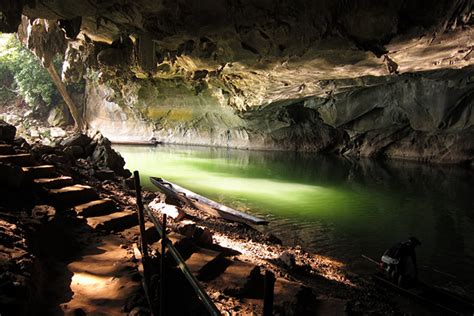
[111,139,161,146]
[150,177,269,226]
[362,255,474,315]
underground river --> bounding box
[115,144,474,295]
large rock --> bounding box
[60,133,91,147]
[31,205,56,223]
[47,106,68,127]
[148,199,186,221]
[49,127,67,138]
[0,120,16,143]
[278,251,296,270]
[89,133,127,175]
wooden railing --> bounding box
[134,171,221,316]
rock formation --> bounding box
[1,0,473,163]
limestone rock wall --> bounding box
[86,77,251,147]
[86,65,473,164]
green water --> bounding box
[115,144,474,291]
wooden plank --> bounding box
[86,210,138,232]
[74,198,116,217]
[34,176,73,189]
[0,144,14,155]
[22,165,56,178]
[150,177,268,225]
[0,153,34,166]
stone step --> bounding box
[34,176,74,189]
[74,198,117,217]
[61,234,141,315]
[47,184,99,208]
[0,153,34,166]
[86,210,138,232]
[0,144,14,155]
[22,165,56,179]
[207,260,261,297]
[185,248,224,281]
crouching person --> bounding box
[381,237,421,287]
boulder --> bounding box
[0,120,16,143]
[13,137,31,151]
[84,142,96,156]
[31,205,56,223]
[23,110,33,118]
[50,127,67,138]
[60,133,91,147]
[123,177,135,189]
[29,128,40,138]
[278,251,296,270]
[41,138,54,147]
[89,134,127,175]
[176,220,197,238]
[31,143,55,156]
[47,106,68,127]
[193,226,214,247]
[148,199,186,221]
[2,114,20,126]
[42,153,72,166]
[64,145,84,158]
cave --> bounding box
[0,1,473,315]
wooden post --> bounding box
[160,213,167,316]
[263,270,275,316]
[133,171,149,259]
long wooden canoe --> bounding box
[111,139,161,146]
[150,177,269,225]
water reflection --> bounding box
[114,144,474,292]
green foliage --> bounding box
[0,34,59,109]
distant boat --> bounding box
[111,139,162,146]
[150,177,269,226]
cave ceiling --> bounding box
[1,0,473,108]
